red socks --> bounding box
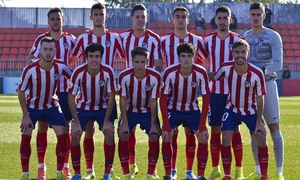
[197,143,208,176]
[71,144,81,174]
[171,132,178,169]
[56,133,67,171]
[128,131,136,165]
[36,131,47,164]
[20,134,32,172]
[232,132,243,167]
[221,145,232,175]
[210,132,221,167]
[84,138,95,170]
[104,139,115,174]
[186,133,196,171]
[147,141,159,175]
[64,132,71,165]
[162,142,172,176]
[258,146,269,177]
[118,140,129,174]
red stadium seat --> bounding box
[5,34,13,40]
[10,48,18,55]
[29,34,37,41]
[280,30,289,36]
[292,43,300,50]
[157,28,165,36]
[197,29,205,36]
[157,22,165,28]
[291,36,299,43]
[287,24,295,30]
[289,30,297,36]
[237,23,245,29]
[282,36,291,43]
[272,23,280,30]
[21,34,29,41]
[284,43,292,50]
[189,22,196,29]
[13,33,21,40]
[2,48,10,55]
[205,29,213,35]
[189,29,196,35]
[165,22,173,29]
[285,50,294,57]
[150,22,157,29]
[11,41,19,48]
[294,50,300,58]
[19,41,27,48]
[19,48,27,55]
[279,23,287,30]
[3,41,11,47]
[0,33,4,40]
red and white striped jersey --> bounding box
[161,63,210,111]
[68,63,116,111]
[214,61,266,115]
[120,29,162,68]
[73,30,125,67]
[30,31,76,92]
[18,59,72,110]
[204,31,242,94]
[160,32,208,67]
[118,67,161,113]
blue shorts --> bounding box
[167,109,201,132]
[118,111,160,135]
[208,93,228,126]
[57,92,73,121]
[221,109,257,133]
[27,106,66,128]
[77,108,115,131]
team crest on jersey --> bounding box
[142,42,148,48]
[99,80,105,87]
[191,81,198,88]
[105,40,111,47]
[145,84,151,91]
[244,80,251,88]
[257,39,263,47]
[54,73,60,80]
[63,42,69,49]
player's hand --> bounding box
[255,121,266,135]
[162,129,174,142]
[103,120,114,134]
[195,129,209,143]
[149,123,161,136]
[117,120,130,139]
[20,115,33,134]
[71,121,82,139]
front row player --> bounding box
[117,47,161,180]
[160,42,210,180]
[213,39,269,180]
[18,37,72,180]
[68,43,117,180]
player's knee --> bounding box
[149,133,160,142]
[255,132,267,147]
[104,132,115,145]
[221,132,232,146]
[38,121,49,132]
[267,122,280,132]
[71,133,81,146]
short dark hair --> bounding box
[40,36,56,46]
[91,2,106,15]
[173,6,189,17]
[85,43,104,58]
[215,6,231,17]
[250,2,265,13]
[176,42,196,57]
[131,4,147,17]
[47,7,63,18]
[232,39,250,51]
[131,47,149,60]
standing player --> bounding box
[119,4,162,178]
[244,2,284,180]
[160,42,210,180]
[204,6,244,180]
[117,47,161,180]
[71,3,125,179]
[18,37,71,180]
[213,39,269,180]
[28,7,76,179]
[68,43,116,180]
[160,6,209,179]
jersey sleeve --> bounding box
[267,31,283,74]
[18,66,32,92]
[68,70,80,95]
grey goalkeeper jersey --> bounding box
[244,28,283,80]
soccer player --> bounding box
[204,6,244,180]
[213,39,269,180]
[243,2,284,180]
[119,4,162,178]
[117,47,161,180]
[160,42,210,180]
[68,43,116,180]
[71,3,125,178]
[18,37,71,180]
[28,7,76,179]
[160,6,209,179]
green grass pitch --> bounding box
[0,95,299,179]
